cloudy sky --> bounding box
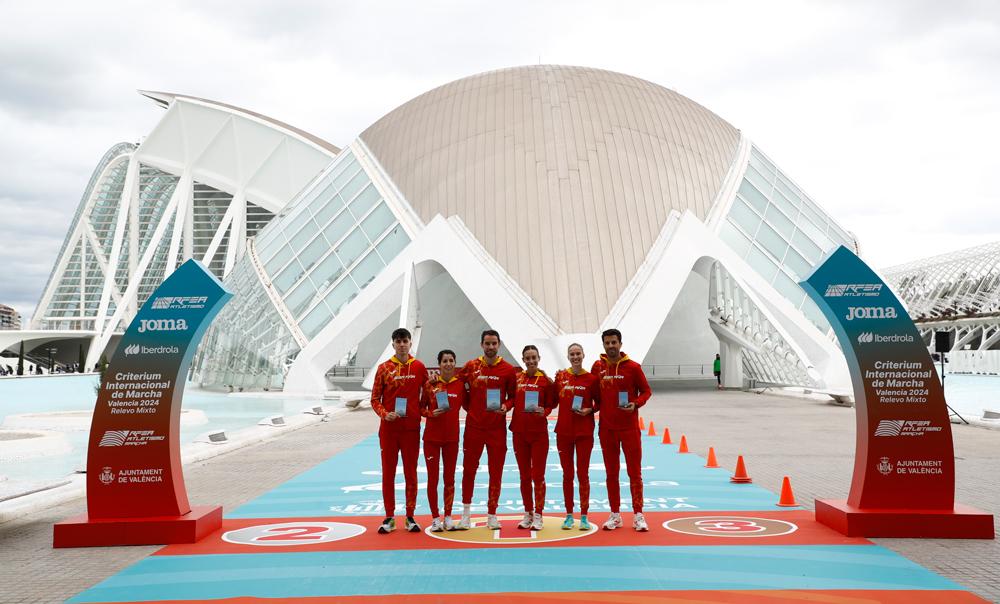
[1,0,998,322]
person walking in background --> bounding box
[370,328,428,534]
[553,343,600,530]
[714,353,722,389]
[511,345,555,531]
[592,329,652,532]
[421,349,465,532]
[457,330,517,530]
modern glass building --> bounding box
[14,66,860,396]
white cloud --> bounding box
[1,0,998,320]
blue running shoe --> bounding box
[579,515,592,531]
[561,514,574,530]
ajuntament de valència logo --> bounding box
[151,296,207,310]
[845,306,897,321]
[857,331,915,344]
[825,284,882,298]
[137,318,188,333]
[124,343,181,356]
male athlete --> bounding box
[592,328,652,531]
[370,328,428,534]
[457,329,517,530]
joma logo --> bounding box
[137,318,189,333]
[845,306,897,321]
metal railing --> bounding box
[641,364,715,377]
[326,365,369,378]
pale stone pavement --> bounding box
[1,385,997,602]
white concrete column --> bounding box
[720,339,744,389]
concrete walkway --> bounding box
[1,384,996,603]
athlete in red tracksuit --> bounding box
[553,342,600,531]
[419,349,466,532]
[511,345,555,530]
[592,328,652,532]
[457,330,517,530]
[370,328,429,534]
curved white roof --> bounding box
[361,65,740,332]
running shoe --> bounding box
[457,511,471,530]
[518,512,533,529]
[405,517,421,532]
[561,515,575,530]
[531,512,543,531]
[602,512,623,531]
[486,514,501,530]
[444,516,456,531]
[430,517,444,532]
[377,517,396,534]
[633,512,649,532]
[579,515,592,531]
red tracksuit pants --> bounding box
[556,432,594,515]
[512,431,548,513]
[461,425,507,514]
[599,428,644,513]
[424,439,458,518]
[379,428,420,517]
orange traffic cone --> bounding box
[730,455,752,483]
[678,434,690,453]
[777,476,798,506]
[647,421,656,437]
[705,447,719,468]
[661,427,672,445]
[639,416,645,430]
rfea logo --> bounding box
[825,284,882,298]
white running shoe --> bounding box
[430,517,444,532]
[486,514,501,530]
[633,512,649,532]
[444,516,456,531]
[517,512,533,529]
[602,512,623,531]
[457,511,471,530]
[531,512,543,531]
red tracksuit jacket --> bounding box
[553,368,600,437]
[370,356,429,434]
[460,356,517,431]
[591,353,651,432]
[420,375,465,443]
[509,370,555,434]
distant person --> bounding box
[592,329,651,531]
[370,327,428,534]
[420,349,465,532]
[457,329,517,530]
[553,343,600,530]
[714,353,721,389]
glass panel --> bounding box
[719,220,752,258]
[272,258,305,294]
[783,247,811,279]
[791,228,822,263]
[798,198,828,231]
[335,228,368,268]
[361,202,394,240]
[283,207,313,240]
[328,152,356,182]
[338,169,368,204]
[349,184,381,220]
[284,279,317,319]
[298,235,331,274]
[323,209,355,246]
[300,302,332,339]
[827,221,853,248]
[755,221,788,262]
[311,250,345,291]
[738,179,768,213]
[350,250,385,290]
[770,188,800,221]
[765,204,795,238]
[728,197,761,236]
[375,225,410,263]
[331,158,360,191]
[746,245,779,282]
[794,214,831,251]
[305,178,339,216]
[289,219,319,250]
[325,278,359,317]
[743,165,772,198]
[748,149,776,179]
[774,173,800,205]
[312,193,345,227]
[773,271,806,307]
[263,245,293,277]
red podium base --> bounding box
[816,499,994,539]
[53,505,222,548]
